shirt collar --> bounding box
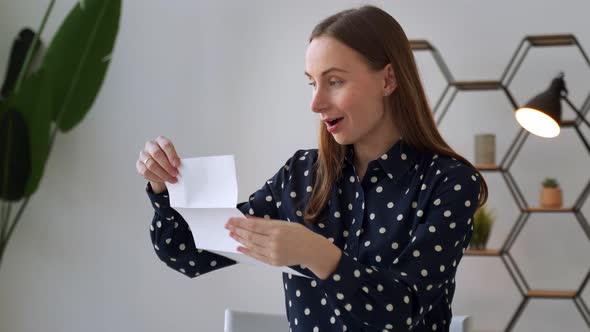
[344,137,419,183]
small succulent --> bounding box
[542,178,559,188]
[470,205,494,250]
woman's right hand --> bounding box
[136,136,181,194]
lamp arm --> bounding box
[562,95,590,128]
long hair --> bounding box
[303,5,488,225]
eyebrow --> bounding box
[304,67,349,78]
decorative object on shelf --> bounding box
[540,178,563,209]
[0,0,121,272]
[470,205,495,250]
[411,33,590,332]
[474,133,496,166]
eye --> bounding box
[308,81,316,87]
[329,79,343,86]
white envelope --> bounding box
[166,155,310,278]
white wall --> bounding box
[1,0,590,331]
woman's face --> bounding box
[305,35,396,146]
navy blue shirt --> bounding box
[146,138,481,332]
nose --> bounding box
[310,87,329,114]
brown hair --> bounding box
[303,5,488,226]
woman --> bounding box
[136,5,488,332]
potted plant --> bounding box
[540,178,562,208]
[0,0,121,272]
[469,205,494,250]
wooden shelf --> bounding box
[465,249,502,256]
[476,164,502,171]
[453,80,503,90]
[523,207,575,213]
[526,34,576,46]
[527,289,577,299]
[410,40,433,51]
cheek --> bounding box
[337,86,384,122]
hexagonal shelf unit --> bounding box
[411,34,590,331]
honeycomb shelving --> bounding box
[411,34,590,331]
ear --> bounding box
[382,63,397,96]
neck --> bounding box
[353,133,401,173]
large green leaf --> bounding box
[42,0,121,132]
[7,70,52,197]
[0,109,31,201]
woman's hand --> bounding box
[136,136,181,193]
[225,216,342,279]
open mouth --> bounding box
[327,117,343,126]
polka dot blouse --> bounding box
[146,138,481,332]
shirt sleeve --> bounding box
[147,182,237,278]
[316,165,481,330]
[147,151,298,278]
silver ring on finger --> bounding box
[143,156,153,166]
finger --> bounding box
[237,245,274,265]
[140,149,177,183]
[145,140,178,179]
[136,159,167,183]
[231,228,269,248]
[156,136,181,168]
[228,216,272,235]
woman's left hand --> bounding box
[224,216,321,268]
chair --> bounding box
[224,308,471,332]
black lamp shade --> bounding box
[515,75,566,138]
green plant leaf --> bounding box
[0,109,31,201]
[7,70,52,197]
[42,0,121,132]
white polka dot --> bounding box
[333,274,341,281]
[304,308,311,315]
[296,290,301,297]
[348,203,353,210]
[386,304,393,311]
[429,226,436,233]
[304,170,309,176]
[440,265,446,272]
[407,317,412,325]
[364,241,371,247]
[421,184,427,190]
[210,260,217,266]
[313,327,319,332]
[434,198,441,206]
[290,191,297,198]
[375,255,381,262]
[330,317,335,324]
[444,210,452,217]
[417,210,424,217]
[435,245,442,252]
[249,208,254,215]
[377,284,384,292]
[370,213,375,220]
[156,220,162,228]
[387,202,394,208]
[345,303,352,311]
[336,293,344,300]
[334,211,341,218]
[472,175,477,181]
[296,210,303,217]
[354,270,361,278]
[165,238,171,244]
[349,176,355,183]
[306,186,312,192]
[376,186,383,193]
[401,153,407,160]
[265,195,273,202]
[391,242,399,249]
[454,184,462,191]
[179,243,186,251]
[413,250,420,257]
[465,200,471,207]
[379,227,386,234]
[450,222,456,229]
[370,176,378,183]
[397,214,404,221]
[403,296,410,303]
[381,154,388,160]
[365,304,373,311]
[421,269,428,277]
[321,298,327,305]
[412,201,418,208]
